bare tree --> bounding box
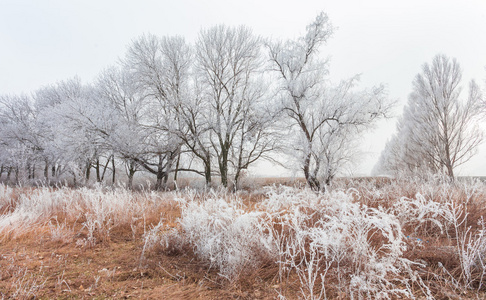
[268,12,391,191]
[38,78,114,185]
[0,94,40,183]
[375,54,483,178]
[171,78,215,186]
[96,65,148,189]
[123,34,189,190]
[195,25,277,189]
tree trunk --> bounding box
[112,155,116,185]
[219,145,229,188]
[85,161,91,181]
[204,160,212,187]
[44,160,49,183]
[446,164,454,178]
[127,168,135,190]
[27,162,31,180]
[173,151,181,182]
[155,173,163,190]
[95,158,101,182]
[303,153,321,191]
[15,167,19,184]
[233,171,240,192]
[155,154,164,190]
[7,167,12,183]
[100,156,111,182]
[125,159,137,190]
[73,172,77,187]
[162,152,174,189]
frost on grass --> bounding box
[0,185,160,242]
[2,181,486,299]
[163,187,423,298]
[177,195,275,281]
[262,187,419,299]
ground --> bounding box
[1,179,486,299]
[0,230,282,299]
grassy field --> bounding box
[1,178,486,299]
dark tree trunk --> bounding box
[112,155,116,185]
[219,145,229,188]
[204,161,211,187]
[155,154,164,191]
[155,173,163,190]
[99,156,111,182]
[163,152,177,190]
[154,152,175,191]
[127,169,135,190]
[27,162,32,180]
[173,151,181,182]
[95,158,101,182]
[7,167,12,183]
[44,160,49,182]
[447,164,454,179]
[15,167,19,184]
[234,171,240,192]
[303,153,321,191]
[85,161,91,181]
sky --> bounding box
[1,0,486,177]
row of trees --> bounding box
[0,13,391,190]
[374,54,484,178]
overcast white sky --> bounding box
[1,0,486,176]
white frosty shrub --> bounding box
[392,193,450,237]
[178,196,275,281]
[0,186,157,241]
[0,184,14,208]
[262,187,420,300]
[0,187,70,236]
[140,220,186,264]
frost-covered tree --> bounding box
[268,12,390,191]
[375,55,483,178]
[123,34,188,190]
[171,77,215,186]
[0,94,41,183]
[35,78,115,185]
[96,65,149,189]
[195,25,277,188]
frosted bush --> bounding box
[393,193,450,236]
[263,187,418,299]
[454,219,486,291]
[0,186,159,241]
[0,187,70,236]
[0,184,14,207]
[442,193,486,290]
[178,196,275,281]
[262,185,328,212]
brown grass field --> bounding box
[1,177,486,299]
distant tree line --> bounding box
[6,12,479,190]
[373,54,484,178]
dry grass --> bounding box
[1,178,486,299]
